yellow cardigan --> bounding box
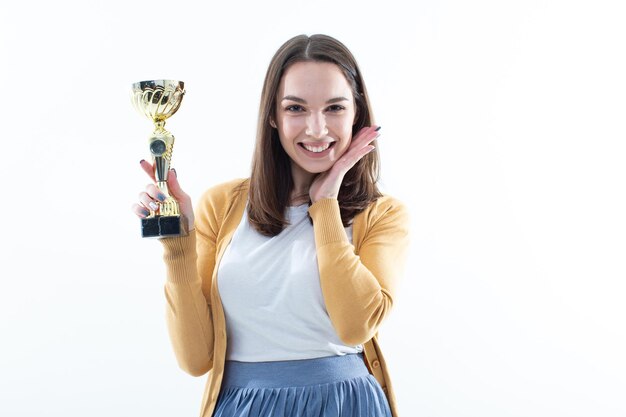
[160,178,410,417]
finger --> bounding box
[333,144,376,176]
[145,183,166,201]
[131,203,151,218]
[140,159,157,182]
[138,184,166,210]
[344,128,379,160]
[165,169,195,229]
[351,126,380,150]
[364,144,376,155]
[360,125,381,144]
[138,190,160,211]
[348,145,376,167]
[167,169,186,200]
[351,126,373,142]
[353,125,379,138]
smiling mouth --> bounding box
[299,142,335,153]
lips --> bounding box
[299,142,334,152]
[297,141,336,158]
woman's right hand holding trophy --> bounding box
[131,160,195,233]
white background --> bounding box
[1,0,625,416]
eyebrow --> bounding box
[281,95,350,104]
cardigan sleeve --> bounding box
[308,197,410,345]
[159,185,225,377]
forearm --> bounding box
[309,198,409,345]
[316,240,393,345]
[161,231,215,376]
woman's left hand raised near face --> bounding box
[309,125,380,204]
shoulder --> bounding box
[362,194,409,225]
[198,177,249,205]
[352,193,410,251]
[195,178,249,227]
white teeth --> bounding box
[302,143,331,153]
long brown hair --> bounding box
[248,34,383,237]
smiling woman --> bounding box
[272,61,357,201]
[247,35,385,237]
[132,34,410,417]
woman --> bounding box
[133,34,409,417]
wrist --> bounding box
[311,194,338,204]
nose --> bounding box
[305,112,328,138]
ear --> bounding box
[269,118,277,129]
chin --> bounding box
[301,162,333,174]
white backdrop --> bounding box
[1,0,625,416]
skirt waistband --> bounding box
[221,353,369,389]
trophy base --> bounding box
[141,215,187,238]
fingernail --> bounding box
[149,202,159,210]
[140,159,145,164]
[171,168,177,176]
[141,208,150,217]
[375,126,382,132]
[157,193,166,202]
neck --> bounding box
[290,163,314,205]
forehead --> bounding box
[278,61,353,101]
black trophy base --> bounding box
[141,215,186,238]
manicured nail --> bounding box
[149,202,159,210]
[375,126,382,132]
[157,193,167,202]
[141,208,150,217]
[140,159,145,164]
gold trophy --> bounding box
[131,80,186,238]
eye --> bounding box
[285,104,305,112]
[326,105,346,112]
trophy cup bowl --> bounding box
[131,80,186,238]
[131,80,184,122]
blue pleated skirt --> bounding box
[212,353,392,417]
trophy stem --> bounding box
[154,154,170,182]
[154,119,166,132]
[157,181,169,195]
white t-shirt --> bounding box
[217,202,363,362]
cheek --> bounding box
[279,117,305,139]
[329,110,355,132]
[331,118,355,143]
